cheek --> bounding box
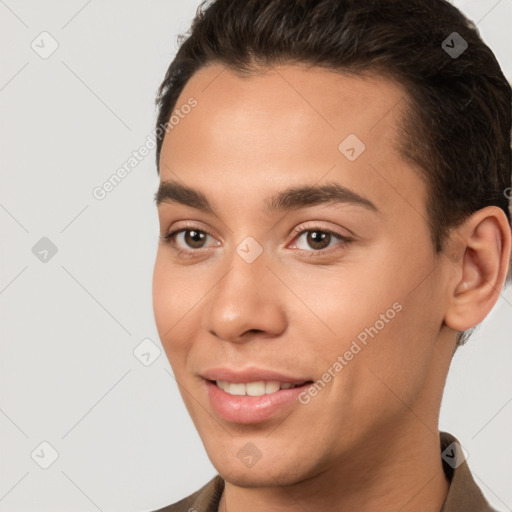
[287,264,399,351]
[152,257,172,340]
[152,255,197,357]
[304,301,433,444]
[288,249,436,404]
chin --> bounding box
[209,449,315,489]
[218,466,303,488]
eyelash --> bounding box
[159,223,352,259]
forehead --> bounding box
[160,62,408,163]
[158,63,426,219]
[167,62,407,137]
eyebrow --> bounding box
[154,180,378,214]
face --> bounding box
[152,63,453,487]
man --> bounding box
[150,0,511,510]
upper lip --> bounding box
[201,367,312,385]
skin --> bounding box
[152,63,511,512]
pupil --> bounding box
[308,230,330,249]
[186,230,205,248]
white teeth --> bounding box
[216,380,229,393]
[246,381,266,396]
[229,383,246,396]
[216,380,300,396]
[265,381,280,394]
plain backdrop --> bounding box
[1,0,511,511]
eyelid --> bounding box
[163,221,220,242]
[287,221,353,244]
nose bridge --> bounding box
[205,239,286,341]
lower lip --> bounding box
[205,380,312,424]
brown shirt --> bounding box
[153,431,497,512]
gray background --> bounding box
[0,0,511,510]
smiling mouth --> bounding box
[210,379,314,397]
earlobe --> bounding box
[444,207,511,332]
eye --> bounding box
[159,224,352,258]
[288,227,351,254]
[159,226,219,254]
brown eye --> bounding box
[290,227,351,255]
[159,225,220,255]
[306,230,332,250]
[183,229,207,248]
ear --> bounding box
[444,206,511,332]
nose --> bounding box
[204,246,287,343]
